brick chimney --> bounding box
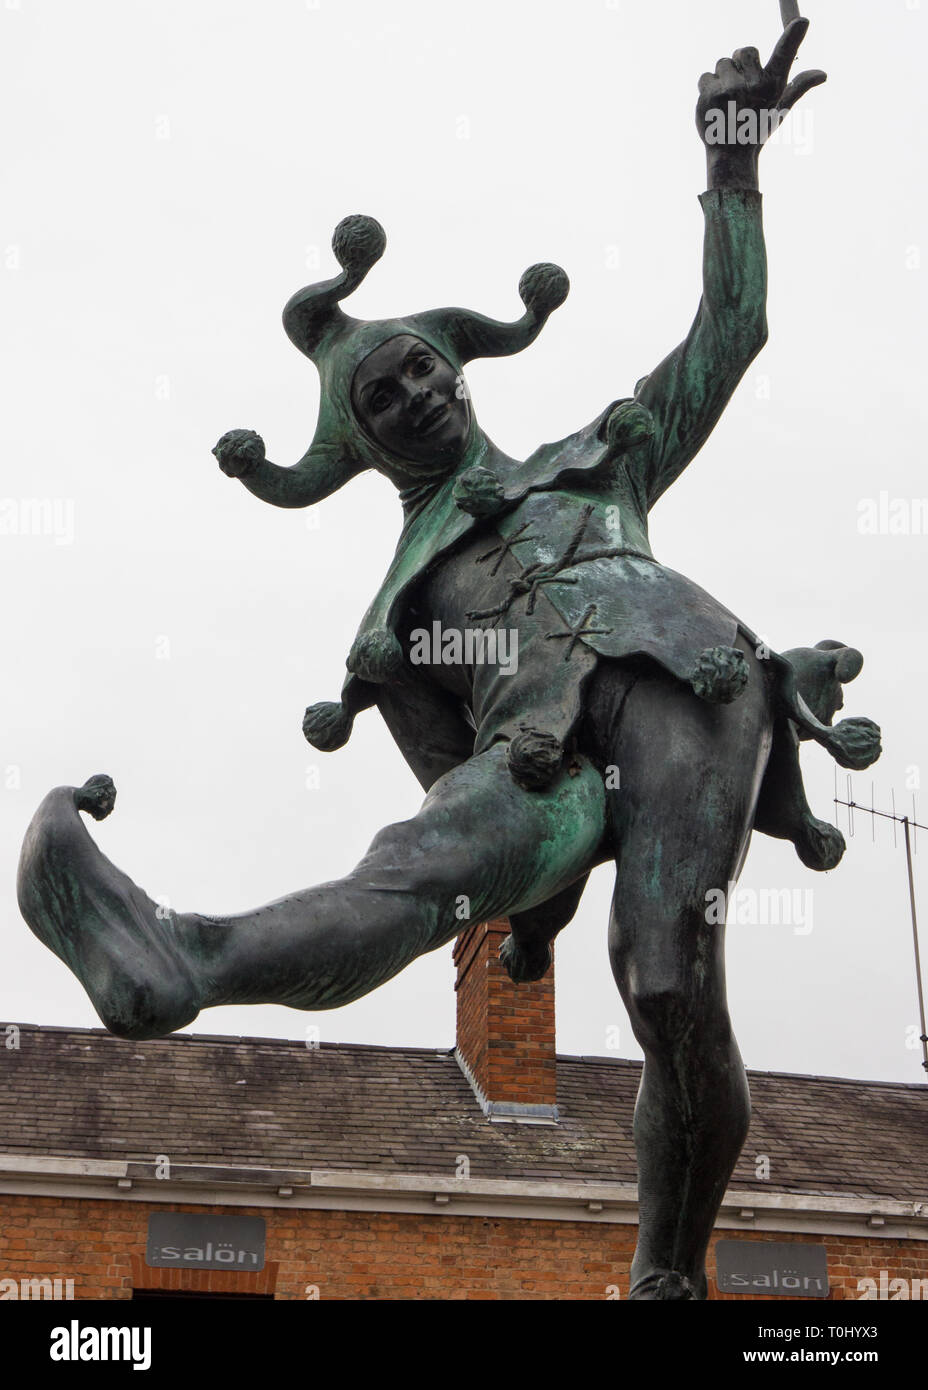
[452,919,558,1124]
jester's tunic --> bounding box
[314,192,802,789]
[408,485,744,769]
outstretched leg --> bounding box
[18,745,605,1039]
[586,651,774,1300]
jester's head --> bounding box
[349,332,471,471]
[283,214,569,489]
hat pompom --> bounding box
[332,214,387,277]
[347,628,404,684]
[519,263,569,317]
[507,727,564,790]
[302,701,353,752]
[605,400,655,454]
[452,465,507,518]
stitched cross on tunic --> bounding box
[475,522,538,578]
[466,504,628,625]
[545,603,613,661]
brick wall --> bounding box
[1,1194,925,1301]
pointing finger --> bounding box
[765,16,810,86]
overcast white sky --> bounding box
[2,0,926,1085]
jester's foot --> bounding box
[628,1269,703,1301]
[75,773,117,821]
[499,932,552,984]
[795,815,845,872]
[17,777,204,1041]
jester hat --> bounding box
[292,213,656,742]
[280,213,571,490]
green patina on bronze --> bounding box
[17,18,877,1303]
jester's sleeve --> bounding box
[631,187,769,510]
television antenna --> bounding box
[834,774,928,1077]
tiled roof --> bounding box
[0,1025,925,1202]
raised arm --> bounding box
[211,428,364,509]
[633,18,825,510]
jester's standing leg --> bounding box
[17,744,605,1040]
[583,644,775,1301]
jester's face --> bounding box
[351,334,471,468]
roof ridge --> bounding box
[6,1025,925,1091]
[7,1024,458,1059]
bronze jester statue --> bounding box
[19,20,881,1300]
